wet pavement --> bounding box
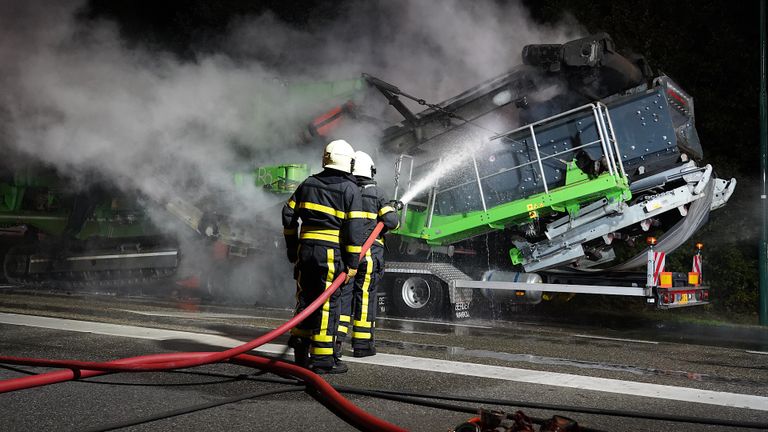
[0,287,767,431]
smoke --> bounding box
[0,0,581,304]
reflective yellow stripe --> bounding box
[379,206,396,216]
[346,245,362,253]
[352,332,372,340]
[359,253,374,324]
[283,228,297,235]
[337,325,348,334]
[300,228,340,242]
[287,199,296,209]
[339,315,351,323]
[311,347,335,355]
[348,211,377,219]
[298,202,345,219]
[353,320,372,328]
[301,227,339,235]
[375,238,384,245]
[300,233,339,243]
[311,334,334,343]
[318,248,335,342]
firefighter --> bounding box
[282,139,365,374]
[336,151,399,359]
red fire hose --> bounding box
[0,223,405,431]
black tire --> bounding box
[389,274,446,318]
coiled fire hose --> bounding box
[0,222,407,432]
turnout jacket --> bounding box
[356,177,400,243]
[282,168,365,269]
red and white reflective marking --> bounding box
[652,251,666,286]
[692,254,702,275]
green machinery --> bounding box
[392,106,631,247]
[234,164,310,195]
[387,71,736,277]
[0,163,309,285]
[391,102,632,266]
[1,167,159,241]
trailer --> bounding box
[381,240,709,319]
[376,35,733,318]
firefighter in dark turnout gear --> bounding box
[282,139,365,374]
[337,151,399,359]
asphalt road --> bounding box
[0,289,767,431]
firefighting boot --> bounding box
[287,336,310,368]
[309,351,349,375]
[352,341,376,358]
[311,360,349,375]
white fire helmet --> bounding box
[322,139,355,173]
[352,151,376,179]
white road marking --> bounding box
[746,350,768,356]
[0,312,287,356]
[1,312,766,412]
[573,334,659,345]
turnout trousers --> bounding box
[337,274,354,343]
[290,242,343,368]
[350,245,384,352]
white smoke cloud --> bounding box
[0,0,582,304]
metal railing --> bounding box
[394,102,625,228]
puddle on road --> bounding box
[377,339,764,387]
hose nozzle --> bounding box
[389,200,404,211]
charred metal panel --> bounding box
[608,88,680,179]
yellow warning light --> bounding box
[646,236,658,246]
[695,242,704,250]
[688,272,700,286]
[515,291,526,297]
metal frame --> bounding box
[514,163,712,272]
[453,279,650,297]
[393,103,627,227]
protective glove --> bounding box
[345,267,358,284]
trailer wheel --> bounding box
[391,275,445,318]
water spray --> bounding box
[399,151,470,204]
